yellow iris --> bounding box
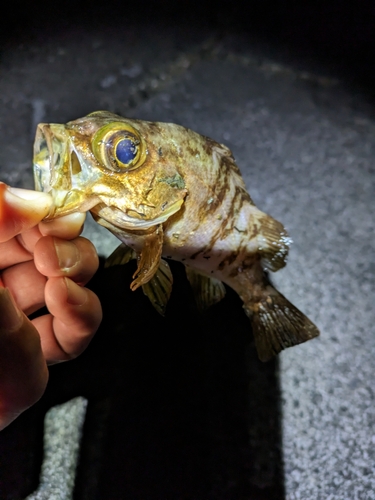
[92,122,147,172]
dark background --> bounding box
[0,1,374,499]
[3,0,375,86]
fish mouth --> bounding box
[91,199,184,231]
[33,123,100,217]
[34,124,70,195]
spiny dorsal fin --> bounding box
[142,259,173,316]
[243,285,319,362]
[105,243,137,268]
[257,215,292,272]
[131,225,163,291]
[185,267,226,311]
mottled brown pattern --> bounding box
[185,144,200,157]
[220,152,240,175]
[33,111,319,362]
[210,169,231,210]
[188,247,206,260]
[218,187,249,238]
[143,121,162,135]
[217,251,240,271]
[201,135,215,155]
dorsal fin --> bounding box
[130,225,164,290]
[185,267,226,311]
[142,259,173,316]
[257,214,292,272]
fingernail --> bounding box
[65,278,88,306]
[0,288,23,331]
[5,187,52,212]
[39,212,86,238]
[54,239,80,271]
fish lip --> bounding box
[91,199,184,231]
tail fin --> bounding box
[243,286,319,362]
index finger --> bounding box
[0,183,52,242]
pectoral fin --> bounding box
[130,225,164,291]
[105,243,137,268]
[104,229,172,313]
[243,285,319,362]
[185,267,226,311]
[142,259,173,316]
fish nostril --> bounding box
[71,151,82,175]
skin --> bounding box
[0,182,102,430]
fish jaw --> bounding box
[33,123,102,217]
[91,198,185,232]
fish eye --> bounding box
[115,138,137,164]
[92,122,146,172]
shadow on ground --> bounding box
[0,261,284,500]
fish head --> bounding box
[33,111,188,231]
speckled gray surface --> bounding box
[26,398,87,500]
[0,14,374,499]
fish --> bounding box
[33,110,319,361]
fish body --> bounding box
[33,111,319,361]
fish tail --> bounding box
[243,284,319,362]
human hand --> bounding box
[0,182,102,430]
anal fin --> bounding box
[185,267,226,311]
[244,286,319,362]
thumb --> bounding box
[0,183,52,242]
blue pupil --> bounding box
[115,138,137,165]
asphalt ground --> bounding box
[0,3,374,499]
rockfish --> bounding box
[33,111,319,361]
